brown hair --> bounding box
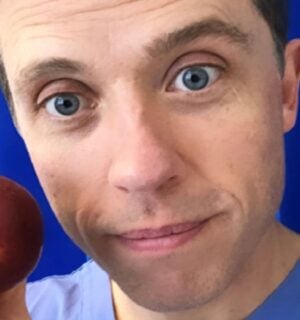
[252,0,288,69]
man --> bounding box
[0,0,299,319]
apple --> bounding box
[0,176,43,292]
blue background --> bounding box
[281,0,300,233]
[0,1,299,281]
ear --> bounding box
[282,39,300,133]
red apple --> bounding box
[0,176,43,293]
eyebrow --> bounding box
[15,58,86,96]
[15,18,251,95]
[145,18,252,58]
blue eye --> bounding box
[173,66,220,92]
[45,93,84,116]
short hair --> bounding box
[252,0,288,69]
[0,0,289,116]
[0,55,12,113]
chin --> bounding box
[124,270,232,313]
[110,251,243,313]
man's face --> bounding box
[0,0,297,312]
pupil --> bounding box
[64,100,73,108]
[191,74,200,83]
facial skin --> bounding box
[0,0,300,319]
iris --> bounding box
[53,94,80,116]
[182,67,210,91]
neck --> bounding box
[112,221,300,320]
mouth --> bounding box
[116,219,210,253]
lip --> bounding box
[116,220,209,253]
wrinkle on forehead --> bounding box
[0,0,264,88]
[1,0,180,28]
[0,0,182,51]
[0,0,251,47]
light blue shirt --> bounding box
[26,260,300,320]
[26,260,115,320]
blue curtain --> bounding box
[0,1,299,280]
[281,0,300,232]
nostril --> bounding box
[117,185,130,193]
[158,175,179,192]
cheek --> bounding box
[224,84,285,217]
[173,90,284,221]
[27,147,110,254]
[25,138,111,232]
[220,119,284,223]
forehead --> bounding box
[0,0,265,86]
[0,0,258,47]
[0,0,255,21]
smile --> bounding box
[117,220,210,253]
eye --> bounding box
[44,93,86,117]
[171,66,220,92]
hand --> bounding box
[0,281,31,320]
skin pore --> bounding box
[0,0,300,319]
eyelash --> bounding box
[35,59,225,121]
[36,91,96,125]
[167,64,222,93]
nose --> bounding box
[108,122,185,194]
